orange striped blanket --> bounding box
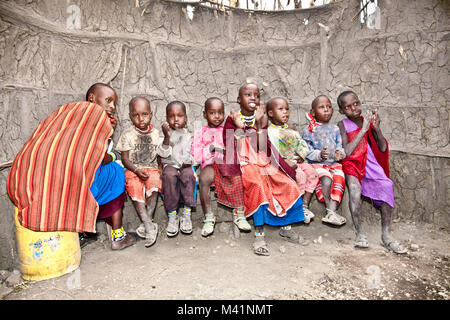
[7,101,113,233]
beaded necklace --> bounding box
[239,111,255,127]
[270,122,288,129]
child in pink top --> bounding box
[190,97,225,237]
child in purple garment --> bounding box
[337,90,407,254]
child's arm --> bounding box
[182,134,194,168]
[121,150,149,180]
[337,116,370,157]
[255,102,268,150]
[190,129,203,165]
[102,139,115,165]
[369,109,387,152]
[333,126,346,161]
[295,133,309,163]
[302,129,322,162]
[157,123,172,158]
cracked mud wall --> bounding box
[0,0,448,269]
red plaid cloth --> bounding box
[213,163,244,208]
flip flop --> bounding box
[354,233,369,248]
[253,237,270,256]
[382,239,408,254]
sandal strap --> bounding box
[203,217,215,223]
[234,216,247,222]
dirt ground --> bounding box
[3,217,450,300]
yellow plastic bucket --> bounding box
[14,207,81,281]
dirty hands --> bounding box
[369,109,380,129]
[255,101,268,129]
[135,168,149,181]
[320,146,330,160]
[334,149,345,161]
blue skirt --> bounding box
[252,196,305,227]
[90,161,125,206]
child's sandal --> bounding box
[322,209,346,226]
[201,216,215,237]
[253,234,269,256]
[233,215,251,231]
[144,222,158,248]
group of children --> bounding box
[90,82,407,255]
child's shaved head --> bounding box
[266,97,288,113]
[85,83,115,101]
[166,101,186,115]
[129,96,151,113]
[311,95,331,110]
[238,83,259,96]
[337,91,358,110]
[205,97,224,111]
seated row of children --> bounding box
[100,82,407,255]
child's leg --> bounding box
[144,192,159,247]
[179,166,196,234]
[297,163,318,223]
[199,165,215,216]
[233,206,251,231]
[380,202,407,254]
[279,224,300,243]
[109,207,137,250]
[346,175,368,247]
[161,166,181,236]
[253,225,269,256]
[320,176,336,210]
[199,165,216,237]
[320,176,346,226]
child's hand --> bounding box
[230,111,244,129]
[362,113,371,133]
[162,122,171,138]
[320,146,329,160]
[334,150,344,161]
[135,169,149,181]
[255,102,268,128]
[370,109,380,129]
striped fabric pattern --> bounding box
[7,102,113,233]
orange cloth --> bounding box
[125,168,162,204]
[239,136,301,217]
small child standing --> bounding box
[190,97,225,237]
[302,95,347,226]
[157,101,196,237]
[116,97,161,247]
[266,97,318,224]
[337,91,407,254]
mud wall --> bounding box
[0,0,448,269]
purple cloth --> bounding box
[342,119,395,208]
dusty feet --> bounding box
[111,232,137,250]
[382,236,408,254]
[354,232,369,249]
[201,214,215,237]
[253,235,269,256]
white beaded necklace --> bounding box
[239,111,255,127]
